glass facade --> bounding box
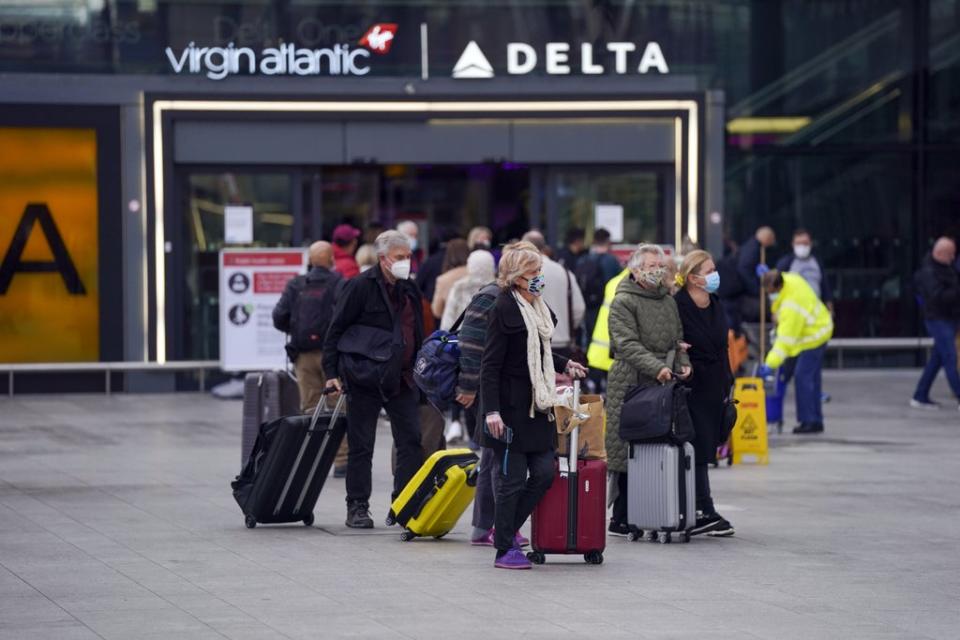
[1,0,958,348]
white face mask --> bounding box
[793,244,812,259]
[389,258,412,280]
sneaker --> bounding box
[471,529,494,546]
[910,398,941,410]
[608,521,631,537]
[445,420,464,444]
[706,516,735,537]
[345,501,374,529]
[514,532,530,548]
[333,465,347,479]
[792,422,824,434]
[494,548,532,570]
[691,512,723,536]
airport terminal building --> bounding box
[0,1,957,390]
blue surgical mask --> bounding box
[409,238,419,252]
[702,271,720,294]
[524,274,546,296]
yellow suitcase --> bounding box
[386,448,478,541]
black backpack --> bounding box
[290,276,338,353]
[576,254,605,308]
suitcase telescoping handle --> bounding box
[568,380,580,474]
[309,387,346,432]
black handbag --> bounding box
[618,380,695,443]
[720,397,739,442]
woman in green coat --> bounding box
[604,244,691,535]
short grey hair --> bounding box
[627,244,666,271]
[396,220,418,236]
[374,230,411,256]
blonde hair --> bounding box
[676,249,713,288]
[496,241,542,289]
[355,243,377,269]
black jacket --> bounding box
[675,290,733,463]
[736,237,763,297]
[272,266,344,360]
[323,264,424,383]
[479,289,569,453]
[915,254,960,322]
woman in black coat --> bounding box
[674,250,736,537]
[480,241,587,569]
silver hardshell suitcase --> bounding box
[241,371,300,468]
[626,442,696,544]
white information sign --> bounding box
[219,248,307,372]
[224,205,254,244]
[594,203,625,243]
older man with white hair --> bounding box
[521,230,586,357]
[911,236,960,411]
[324,230,424,528]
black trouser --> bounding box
[695,463,714,515]
[345,383,422,504]
[612,471,628,525]
[493,449,555,552]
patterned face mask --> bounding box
[639,266,666,286]
[524,273,546,296]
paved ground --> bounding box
[0,369,958,639]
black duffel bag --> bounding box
[618,379,695,444]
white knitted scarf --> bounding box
[512,290,557,417]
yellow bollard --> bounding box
[730,377,770,465]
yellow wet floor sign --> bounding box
[731,377,769,465]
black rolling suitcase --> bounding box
[241,371,301,469]
[232,391,346,528]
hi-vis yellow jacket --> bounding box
[587,268,630,371]
[765,272,834,368]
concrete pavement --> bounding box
[0,369,958,639]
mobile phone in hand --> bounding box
[484,423,514,444]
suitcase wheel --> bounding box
[584,551,603,565]
[400,530,416,542]
[643,530,657,543]
[302,513,314,527]
[627,530,640,542]
[678,532,691,543]
[527,551,546,565]
[657,531,671,544]
[385,514,396,527]
[244,515,257,529]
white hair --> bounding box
[627,244,666,271]
[396,220,418,236]
[374,230,411,256]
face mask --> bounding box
[640,266,666,287]
[702,271,720,294]
[793,244,811,259]
[389,258,412,280]
[408,238,419,252]
[768,292,780,302]
[525,274,546,296]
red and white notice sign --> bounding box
[219,248,307,372]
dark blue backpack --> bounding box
[413,311,465,411]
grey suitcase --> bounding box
[626,442,696,544]
[241,371,301,468]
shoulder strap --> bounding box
[449,308,467,334]
[565,269,575,343]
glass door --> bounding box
[544,166,672,248]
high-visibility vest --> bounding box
[586,269,630,371]
[765,273,834,369]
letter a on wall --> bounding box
[0,127,100,362]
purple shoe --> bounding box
[514,532,530,548]
[494,548,532,570]
[471,529,494,546]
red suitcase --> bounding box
[527,382,607,565]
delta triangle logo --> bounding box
[452,41,494,79]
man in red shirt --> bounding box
[332,224,361,279]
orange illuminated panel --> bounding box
[0,127,99,362]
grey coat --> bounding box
[604,275,691,473]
